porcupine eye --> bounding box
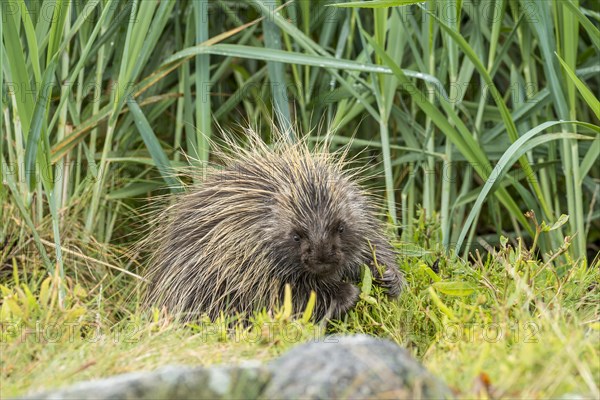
[292,233,301,243]
[337,223,345,234]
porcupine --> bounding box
[143,128,405,322]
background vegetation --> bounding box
[1,0,599,397]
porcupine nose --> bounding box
[316,243,336,264]
[306,240,339,275]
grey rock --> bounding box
[18,335,452,400]
[19,363,270,400]
[264,334,453,399]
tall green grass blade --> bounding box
[527,1,568,119]
[46,0,69,64]
[86,2,133,58]
[330,0,424,7]
[561,0,586,261]
[17,0,41,83]
[579,136,600,181]
[24,59,57,189]
[164,44,394,74]
[133,1,175,82]
[439,0,461,248]
[47,0,119,138]
[1,156,53,272]
[562,0,600,50]
[127,99,181,191]
[555,53,600,120]
[3,7,34,135]
[107,182,165,200]
[126,2,158,80]
[259,0,292,134]
[194,0,212,161]
[489,13,523,78]
[116,1,158,113]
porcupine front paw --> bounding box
[378,267,405,298]
[326,282,360,320]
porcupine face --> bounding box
[266,161,366,279]
[290,217,356,277]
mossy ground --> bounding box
[1,210,598,399]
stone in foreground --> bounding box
[264,335,452,399]
[19,364,269,400]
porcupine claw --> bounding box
[325,283,360,320]
[379,267,404,298]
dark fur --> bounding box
[144,135,405,321]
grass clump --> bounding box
[1,211,598,398]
